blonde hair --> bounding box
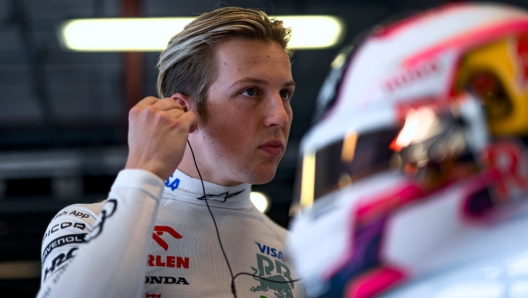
[156,7,291,121]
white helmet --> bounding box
[287,3,528,298]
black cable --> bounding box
[186,140,237,295]
[186,140,301,298]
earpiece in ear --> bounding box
[171,93,189,112]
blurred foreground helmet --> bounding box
[287,3,528,298]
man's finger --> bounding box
[164,108,187,119]
[133,96,159,109]
[155,97,185,111]
[177,111,199,133]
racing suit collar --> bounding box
[162,169,252,210]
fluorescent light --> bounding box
[59,16,344,51]
[250,191,270,213]
[299,151,316,209]
[282,16,345,49]
[60,18,194,51]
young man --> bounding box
[37,7,302,298]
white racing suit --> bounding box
[37,169,303,298]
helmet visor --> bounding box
[291,107,472,215]
[292,126,402,214]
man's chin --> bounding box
[249,169,278,185]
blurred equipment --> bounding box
[286,3,528,298]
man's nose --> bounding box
[264,95,290,128]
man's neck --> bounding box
[178,146,242,187]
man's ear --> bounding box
[171,93,192,112]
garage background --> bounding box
[0,0,526,296]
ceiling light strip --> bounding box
[59,16,345,51]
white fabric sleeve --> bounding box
[37,169,164,298]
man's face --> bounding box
[191,38,294,186]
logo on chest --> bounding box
[250,242,294,298]
[148,225,190,269]
[255,242,285,262]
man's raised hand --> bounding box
[124,96,198,180]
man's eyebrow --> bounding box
[229,77,296,89]
[284,80,296,88]
[229,77,268,89]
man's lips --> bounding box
[259,140,284,156]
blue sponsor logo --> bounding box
[165,175,180,191]
[255,242,285,262]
